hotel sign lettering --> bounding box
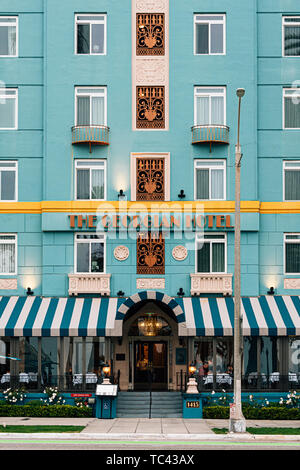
[68,214,234,230]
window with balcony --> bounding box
[284,234,300,274]
[137,232,165,275]
[136,13,165,55]
[283,16,300,57]
[75,14,106,55]
[0,161,17,201]
[0,17,18,57]
[194,14,225,55]
[283,161,300,201]
[0,234,17,275]
[194,160,226,200]
[136,86,165,129]
[75,233,105,274]
[75,160,106,201]
[283,88,300,129]
[196,233,226,273]
[0,88,18,130]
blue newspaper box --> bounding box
[182,394,203,419]
[95,384,118,419]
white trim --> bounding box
[195,232,227,274]
[283,160,300,201]
[74,232,106,274]
[74,159,107,201]
[74,86,107,126]
[283,88,300,130]
[194,86,226,126]
[74,13,107,55]
[194,14,226,56]
[194,159,226,200]
[284,233,300,275]
[0,233,17,276]
[0,160,18,202]
[130,152,170,201]
[0,88,18,130]
[0,16,18,58]
[282,16,300,57]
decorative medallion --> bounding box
[172,246,188,261]
[137,13,165,55]
[137,232,165,274]
[136,86,165,129]
[114,246,130,261]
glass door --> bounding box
[134,341,167,390]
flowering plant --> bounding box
[41,386,65,405]
[74,397,90,408]
[3,387,26,404]
[206,389,231,406]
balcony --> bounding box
[191,124,229,152]
[72,125,110,153]
[68,273,111,296]
[190,273,233,296]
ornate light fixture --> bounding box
[138,314,163,337]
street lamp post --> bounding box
[229,88,247,433]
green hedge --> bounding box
[203,405,300,420]
[0,404,93,418]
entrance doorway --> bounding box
[134,341,168,391]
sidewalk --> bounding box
[0,417,299,442]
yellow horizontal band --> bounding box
[0,201,299,214]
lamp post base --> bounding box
[229,418,247,433]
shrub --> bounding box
[203,404,300,420]
[0,404,92,418]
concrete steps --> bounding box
[116,391,182,418]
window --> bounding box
[0,161,17,201]
[0,17,18,57]
[196,233,226,273]
[283,161,300,200]
[137,232,165,274]
[75,233,105,274]
[75,14,106,55]
[195,160,226,200]
[194,14,225,55]
[284,234,300,274]
[75,87,107,126]
[136,86,165,129]
[283,16,300,57]
[194,87,226,126]
[0,88,18,129]
[75,160,106,200]
[283,88,300,129]
[0,234,17,275]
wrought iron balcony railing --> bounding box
[191,124,229,151]
[72,125,110,152]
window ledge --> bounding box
[68,273,111,296]
[190,273,232,296]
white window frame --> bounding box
[74,232,106,274]
[0,88,18,130]
[283,160,300,201]
[194,159,226,201]
[282,16,300,57]
[0,161,18,201]
[284,233,300,275]
[74,86,107,126]
[194,86,226,126]
[0,16,18,58]
[194,14,226,56]
[0,234,17,275]
[75,159,106,201]
[283,88,300,130]
[195,232,227,274]
[75,14,107,55]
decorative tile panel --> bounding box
[136,86,165,129]
[137,232,165,274]
[137,13,165,55]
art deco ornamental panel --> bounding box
[137,13,165,55]
[137,232,165,274]
[136,86,165,128]
[136,157,165,201]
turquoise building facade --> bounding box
[0,1,299,401]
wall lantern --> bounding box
[177,287,185,297]
[178,189,186,199]
[267,286,275,295]
[118,189,126,201]
[26,287,34,296]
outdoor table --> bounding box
[247,372,267,384]
[19,373,29,383]
[269,372,280,383]
[288,372,298,383]
[28,372,38,382]
[86,373,97,384]
[73,374,83,385]
[203,373,232,385]
[1,373,10,384]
